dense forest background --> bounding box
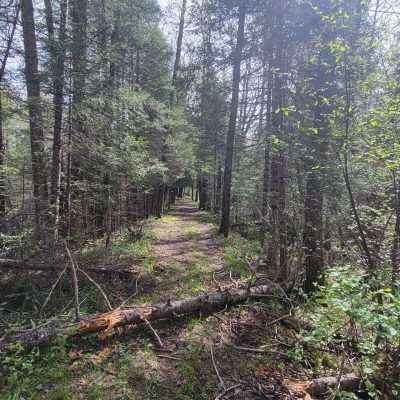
[1,0,400,398]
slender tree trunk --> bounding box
[21,0,49,241]
[303,171,324,292]
[69,0,88,235]
[0,92,5,225]
[71,0,88,177]
[303,47,334,292]
[219,0,246,237]
[391,176,400,286]
[45,0,68,241]
[172,0,187,93]
[0,2,20,226]
[261,65,273,245]
[267,34,287,277]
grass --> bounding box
[79,230,158,259]
[112,233,155,257]
[160,215,179,224]
[0,341,73,400]
[182,224,201,238]
[176,344,210,400]
[224,232,262,278]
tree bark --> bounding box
[261,62,273,246]
[0,92,5,224]
[308,374,363,397]
[303,171,324,292]
[219,0,246,237]
[0,284,275,350]
[391,175,400,285]
[45,0,68,241]
[303,37,334,292]
[172,0,187,94]
[70,0,88,178]
[266,1,287,277]
[21,0,49,241]
[0,2,20,226]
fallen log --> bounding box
[308,374,363,396]
[0,284,274,351]
[287,374,363,397]
[0,258,137,278]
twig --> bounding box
[64,241,80,320]
[144,318,164,347]
[265,314,291,328]
[232,345,286,356]
[229,269,239,287]
[156,354,181,361]
[213,272,222,291]
[77,265,113,311]
[215,384,241,400]
[40,266,67,312]
[210,344,226,390]
[120,272,141,307]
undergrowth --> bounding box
[0,340,72,400]
[224,232,262,278]
[80,229,158,259]
[297,265,400,398]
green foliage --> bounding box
[176,345,209,400]
[0,342,71,399]
[112,230,157,257]
[299,265,400,396]
[224,233,262,277]
[80,229,157,259]
[0,231,32,256]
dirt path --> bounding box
[151,199,225,270]
[143,199,227,300]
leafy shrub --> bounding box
[299,265,400,398]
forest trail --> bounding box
[0,198,326,399]
[144,199,227,300]
[85,199,303,399]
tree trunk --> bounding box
[303,171,324,292]
[219,0,246,237]
[391,176,400,285]
[199,176,209,210]
[266,7,287,277]
[303,42,333,292]
[0,2,20,226]
[21,0,49,242]
[308,374,363,397]
[0,92,5,224]
[261,59,272,245]
[71,0,88,178]
[171,0,187,95]
[45,0,68,241]
[0,284,275,350]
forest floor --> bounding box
[0,199,327,400]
